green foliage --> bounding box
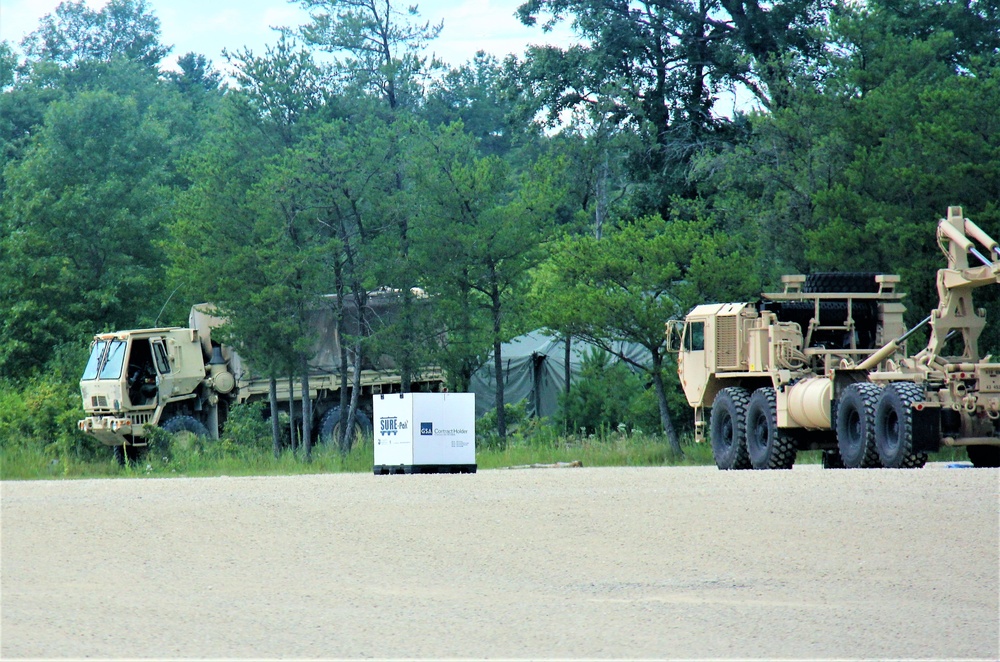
[3,0,1000,473]
[424,53,541,159]
[532,210,759,453]
[0,59,190,376]
[692,4,1000,340]
[478,401,537,449]
[561,350,645,434]
[221,402,272,451]
[0,372,102,478]
[293,0,443,110]
[21,0,172,67]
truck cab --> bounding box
[78,327,214,446]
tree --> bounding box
[165,52,224,100]
[292,1,445,390]
[531,211,759,454]
[271,118,408,452]
[21,0,171,67]
[691,1,1000,343]
[168,38,337,456]
[293,0,442,110]
[517,0,829,113]
[423,52,541,159]
[1,89,170,377]
[409,124,565,443]
[512,0,827,213]
[224,35,333,149]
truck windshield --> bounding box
[81,341,108,380]
[98,339,127,380]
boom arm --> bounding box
[925,206,1000,361]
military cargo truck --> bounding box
[78,292,444,464]
[667,207,1000,469]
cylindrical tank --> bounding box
[786,377,832,429]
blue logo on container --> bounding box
[380,417,398,436]
[420,422,433,436]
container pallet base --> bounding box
[373,464,477,475]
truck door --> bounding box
[145,337,173,405]
[679,319,708,404]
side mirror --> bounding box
[665,320,683,353]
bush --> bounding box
[477,400,566,449]
[0,374,105,477]
[221,401,271,451]
[560,349,657,435]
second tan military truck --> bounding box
[78,292,445,464]
[667,207,1000,469]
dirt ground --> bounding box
[2,464,997,660]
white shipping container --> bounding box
[372,393,476,474]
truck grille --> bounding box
[91,395,108,408]
[716,316,739,369]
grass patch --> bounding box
[1,430,711,480]
[0,429,976,481]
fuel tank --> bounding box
[785,377,832,429]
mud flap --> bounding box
[911,405,942,453]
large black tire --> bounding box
[803,272,880,293]
[112,444,141,467]
[836,382,883,468]
[745,388,797,469]
[874,382,927,469]
[966,445,1000,468]
[161,415,209,456]
[319,407,373,453]
[709,387,752,470]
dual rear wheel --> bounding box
[710,387,796,470]
[835,381,927,468]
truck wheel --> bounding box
[966,445,1000,468]
[874,382,927,468]
[319,407,373,453]
[161,415,209,454]
[113,444,141,467]
[836,382,883,468]
[709,387,752,470]
[745,388,797,469]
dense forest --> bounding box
[1,0,998,459]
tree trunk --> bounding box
[564,335,572,396]
[343,339,363,452]
[400,290,413,392]
[335,271,350,440]
[301,356,312,462]
[650,354,681,455]
[269,376,281,459]
[595,152,608,240]
[288,372,297,452]
[491,279,506,446]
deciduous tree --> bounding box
[532,211,758,454]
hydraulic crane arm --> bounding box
[925,207,1000,361]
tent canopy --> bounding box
[468,329,651,418]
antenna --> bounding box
[154,285,181,327]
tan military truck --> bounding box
[667,207,1000,469]
[78,292,445,464]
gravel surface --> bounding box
[2,464,998,660]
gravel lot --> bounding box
[2,464,998,660]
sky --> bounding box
[0,0,579,71]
